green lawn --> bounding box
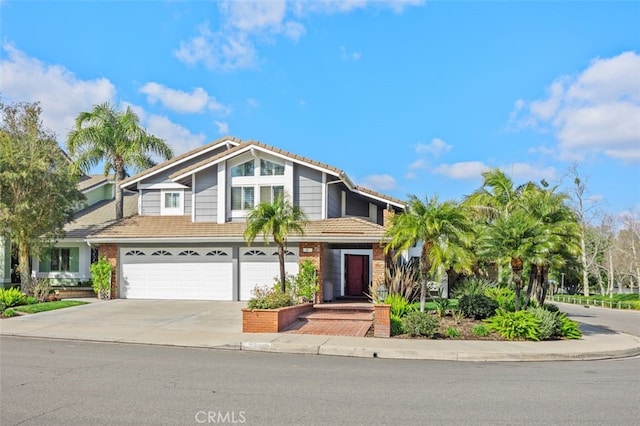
[548,294,640,310]
[12,300,89,314]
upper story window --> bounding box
[161,190,183,215]
[231,186,254,210]
[260,159,284,176]
[231,160,254,177]
[260,185,284,203]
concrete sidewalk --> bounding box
[1,299,639,362]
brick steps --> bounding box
[282,303,374,337]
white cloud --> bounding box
[360,174,397,191]
[504,163,556,182]
[176,0,422,71]
[408,158,427,171]
[214,120,230,134]
[139,82,229,115]
[510,51,640,163]
[341,46,361,61]
[432,161,489,180]
[432,161,556,183]
[415,138,452,156]
[144,114,208,155]
[0,42,116,140]
[246,98,260,108]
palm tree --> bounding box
[477,210,540,311]
[385,195,474,312]
[244,195,307,293]
[67,102,174,219]
[520,185,581,305]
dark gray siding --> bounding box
[327,184,342,218]
[142,147,228,185]
[140,189,160,215]
[194,166,218,222]
[293,165,323,220]
[345,191,369,217]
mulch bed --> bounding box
[366,313,504,340]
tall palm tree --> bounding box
[520,185,581,305]
[477,210,540,311]
[244,195,307,293]
[385,195,474,312]
[67,102,174,219]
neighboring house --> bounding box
[87,136,405,302]
[31,174,138,286]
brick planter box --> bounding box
[242,303,314,333]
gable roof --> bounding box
[120,136,241,189]
[87,215,388,244]
[63,192,138,240]
[77,174,113,193]
[168,140,406,208]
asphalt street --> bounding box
[1,336,639,426]
[557,302,640,336]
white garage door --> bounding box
[240,247,299,301]
[120,248,233,300]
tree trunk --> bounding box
[419,242,432,313]
[511,258,524,312]
[115,162,125,220]
[524,268,536,308]
[538,266,549,305]
[580,232,589,296]
[277,244,286,293]
[18,241,32,293]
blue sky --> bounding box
[2,1,639,215]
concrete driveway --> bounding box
[0,299,247,348]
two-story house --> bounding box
[87,137,405,302]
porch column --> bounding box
[98,244,118,299]
[298,242,324,304]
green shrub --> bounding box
[247,285,294,309]
[453,277,496,298]
[528,307,559,340]
[3,308,16,317]
[433,297,450,318]
[542,303,560,313]
[402,311,439,337]
[290,260,319,303]
[472,324,490,337]
[0,288,26,310]
[26,296,38,305]
[390,313,404,336]
[90,256,112,300]
[459,294,498,319]
[445,327,460,338]
[451,309,464,324]
[384,293,413,318]
[556,313,582,339]
[484,287,519,311]
[485,309,541,341]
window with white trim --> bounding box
[161,190,183,215]
[231,186,254,210]
[260,159,284,176]
[260,185,284,203]
[231,160,254,177]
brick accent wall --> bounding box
[372,244,386,287]
[373,304,391,338]
[98,244,118,299]
[383,208,395,229]
[242,303,313,333]
[298,242,324,304]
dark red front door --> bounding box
[346,255,369,296]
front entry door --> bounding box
[346,254,369,296]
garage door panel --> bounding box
[240,261,299,301]
[120,248,233,300]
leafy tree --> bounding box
[244,195,307,293]
[67,102,173,220]
[0,101,84,290]
[384,195,474,312]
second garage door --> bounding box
[120,247,233,300]
[239,247,299,300]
